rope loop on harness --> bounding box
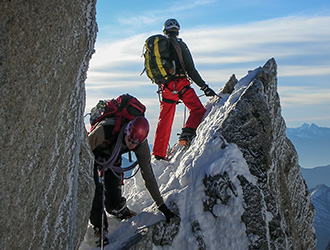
[95,126,140,180]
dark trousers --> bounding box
[89,162,123,229]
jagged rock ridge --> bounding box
[122,58,316,250]
[218,58,316,249]
[1,1,97,249]
[310,185,330,250]
[1,4,316,248]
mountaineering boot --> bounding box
[154,155,166,161]
[179,127,196,147]
[115,206,137,220]
[109,198,137,220]
[94,227,109,247]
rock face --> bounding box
[0,1,97,249]
[327,240,330,250]
[218,58,315,249]
[310,185,330,250]
[121,58,316,250]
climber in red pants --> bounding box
[153,77,208,160]
[152,19,216,160]
[152,18,216,160]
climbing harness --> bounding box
[95,126,140,180]
[95,126,140,249]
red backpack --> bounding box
[89,94,146,136]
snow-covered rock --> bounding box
[310,185,330,250]
[216,58,316,249]
[0,1,97,249]
[300,166,330,250]
[80,58,316,249]
[1,5,316,248]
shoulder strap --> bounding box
[95,126,125,172]
[102,118,116,141]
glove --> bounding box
[158,204,176,223]
[201,85,216,97]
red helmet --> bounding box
[125,117,149,144]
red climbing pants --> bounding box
[152,78,206,158]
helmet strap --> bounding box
[164,29,179,37]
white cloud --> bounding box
[184,16,330,47]
[182,16,330,69]
[115,0,218,26]
[279,65,330,77]
[283,113,330,128]
[279,86,330,106]
[86,71,149,88]
[88,34,146,69]
[86,15,330,131]
[88,16,330,79]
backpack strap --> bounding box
[169,36,187,73]
[117,94,130,111]
[102,118,116,142]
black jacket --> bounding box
[170,37,206,88]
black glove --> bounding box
[201,85,216,97]
[158,204,176,223]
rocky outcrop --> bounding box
[218,58,316,249]
[121,58,316,250]
[0,1,97,249]
[127,216,181,250]
[310,185,330,250]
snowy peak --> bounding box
[311,184,330,198]
[286,124,330,168]
[212,58,315,249]
[310,184,330,250]
[301,167,330,250]
[97,58,316,250]
[287,123,330,139]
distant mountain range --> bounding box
[300,165,330,250]
[301,165,330,189]
[310,184,330,250]
[286,123,330,168]
[285,123,330,249]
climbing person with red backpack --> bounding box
[142,18,217,160]
[87,94,176,248]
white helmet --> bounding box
[163,18,180,32]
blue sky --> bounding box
[85,0,330,145]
